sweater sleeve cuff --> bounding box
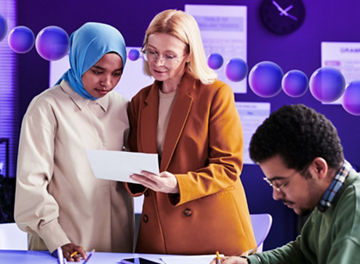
[38,220,70,253]
[247,254,262,263]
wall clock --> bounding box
[259,0,306,35]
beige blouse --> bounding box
[157,89,177,155]
[14,80,134,253]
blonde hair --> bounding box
[142,9,217,85]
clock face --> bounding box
[259,0,306,35]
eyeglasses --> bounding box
[143,48,183,66]
[263,165,310,193]
[263,177,288,192]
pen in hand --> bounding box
[216,251,221,264]
[70,245,84,259]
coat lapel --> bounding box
[160,75,195,171]
[140,83,159,153]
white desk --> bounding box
[0,250,216,264]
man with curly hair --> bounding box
[213,104,360,264]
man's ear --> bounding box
[310,157,328,179]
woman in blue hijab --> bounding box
[15,22,134,261]
[57,22,127,99]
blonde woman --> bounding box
[126,9,256,255]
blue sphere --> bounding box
[309,67,345,102]
[208,53,224,70]
[35,26,69,61]
[225,58,248,82]
[0,14,7,41]
[282,70,308,97]
[7,26,35,53]
[248,61,283,97]
[342,81,360,116]
[128,48,140,61]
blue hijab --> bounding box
[57,22,127,100]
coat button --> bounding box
[183,208,192,217]
[143,214,149,223]
[144,190,150,197]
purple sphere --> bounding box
[342,81,360,116]
[128,48,140,61]
[309,67,345,102]
[208,53,224,70]
[225,58,248,82]
[282,70,308,97]
[0,14,7,41]
[35,26,69,61]
[7,26,35,53]
[248,61,283,97]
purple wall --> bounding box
[16,0,360,250]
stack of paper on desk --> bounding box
[86,150,159,183]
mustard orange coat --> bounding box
[126,73,256,255]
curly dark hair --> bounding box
[249,104,344,172]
